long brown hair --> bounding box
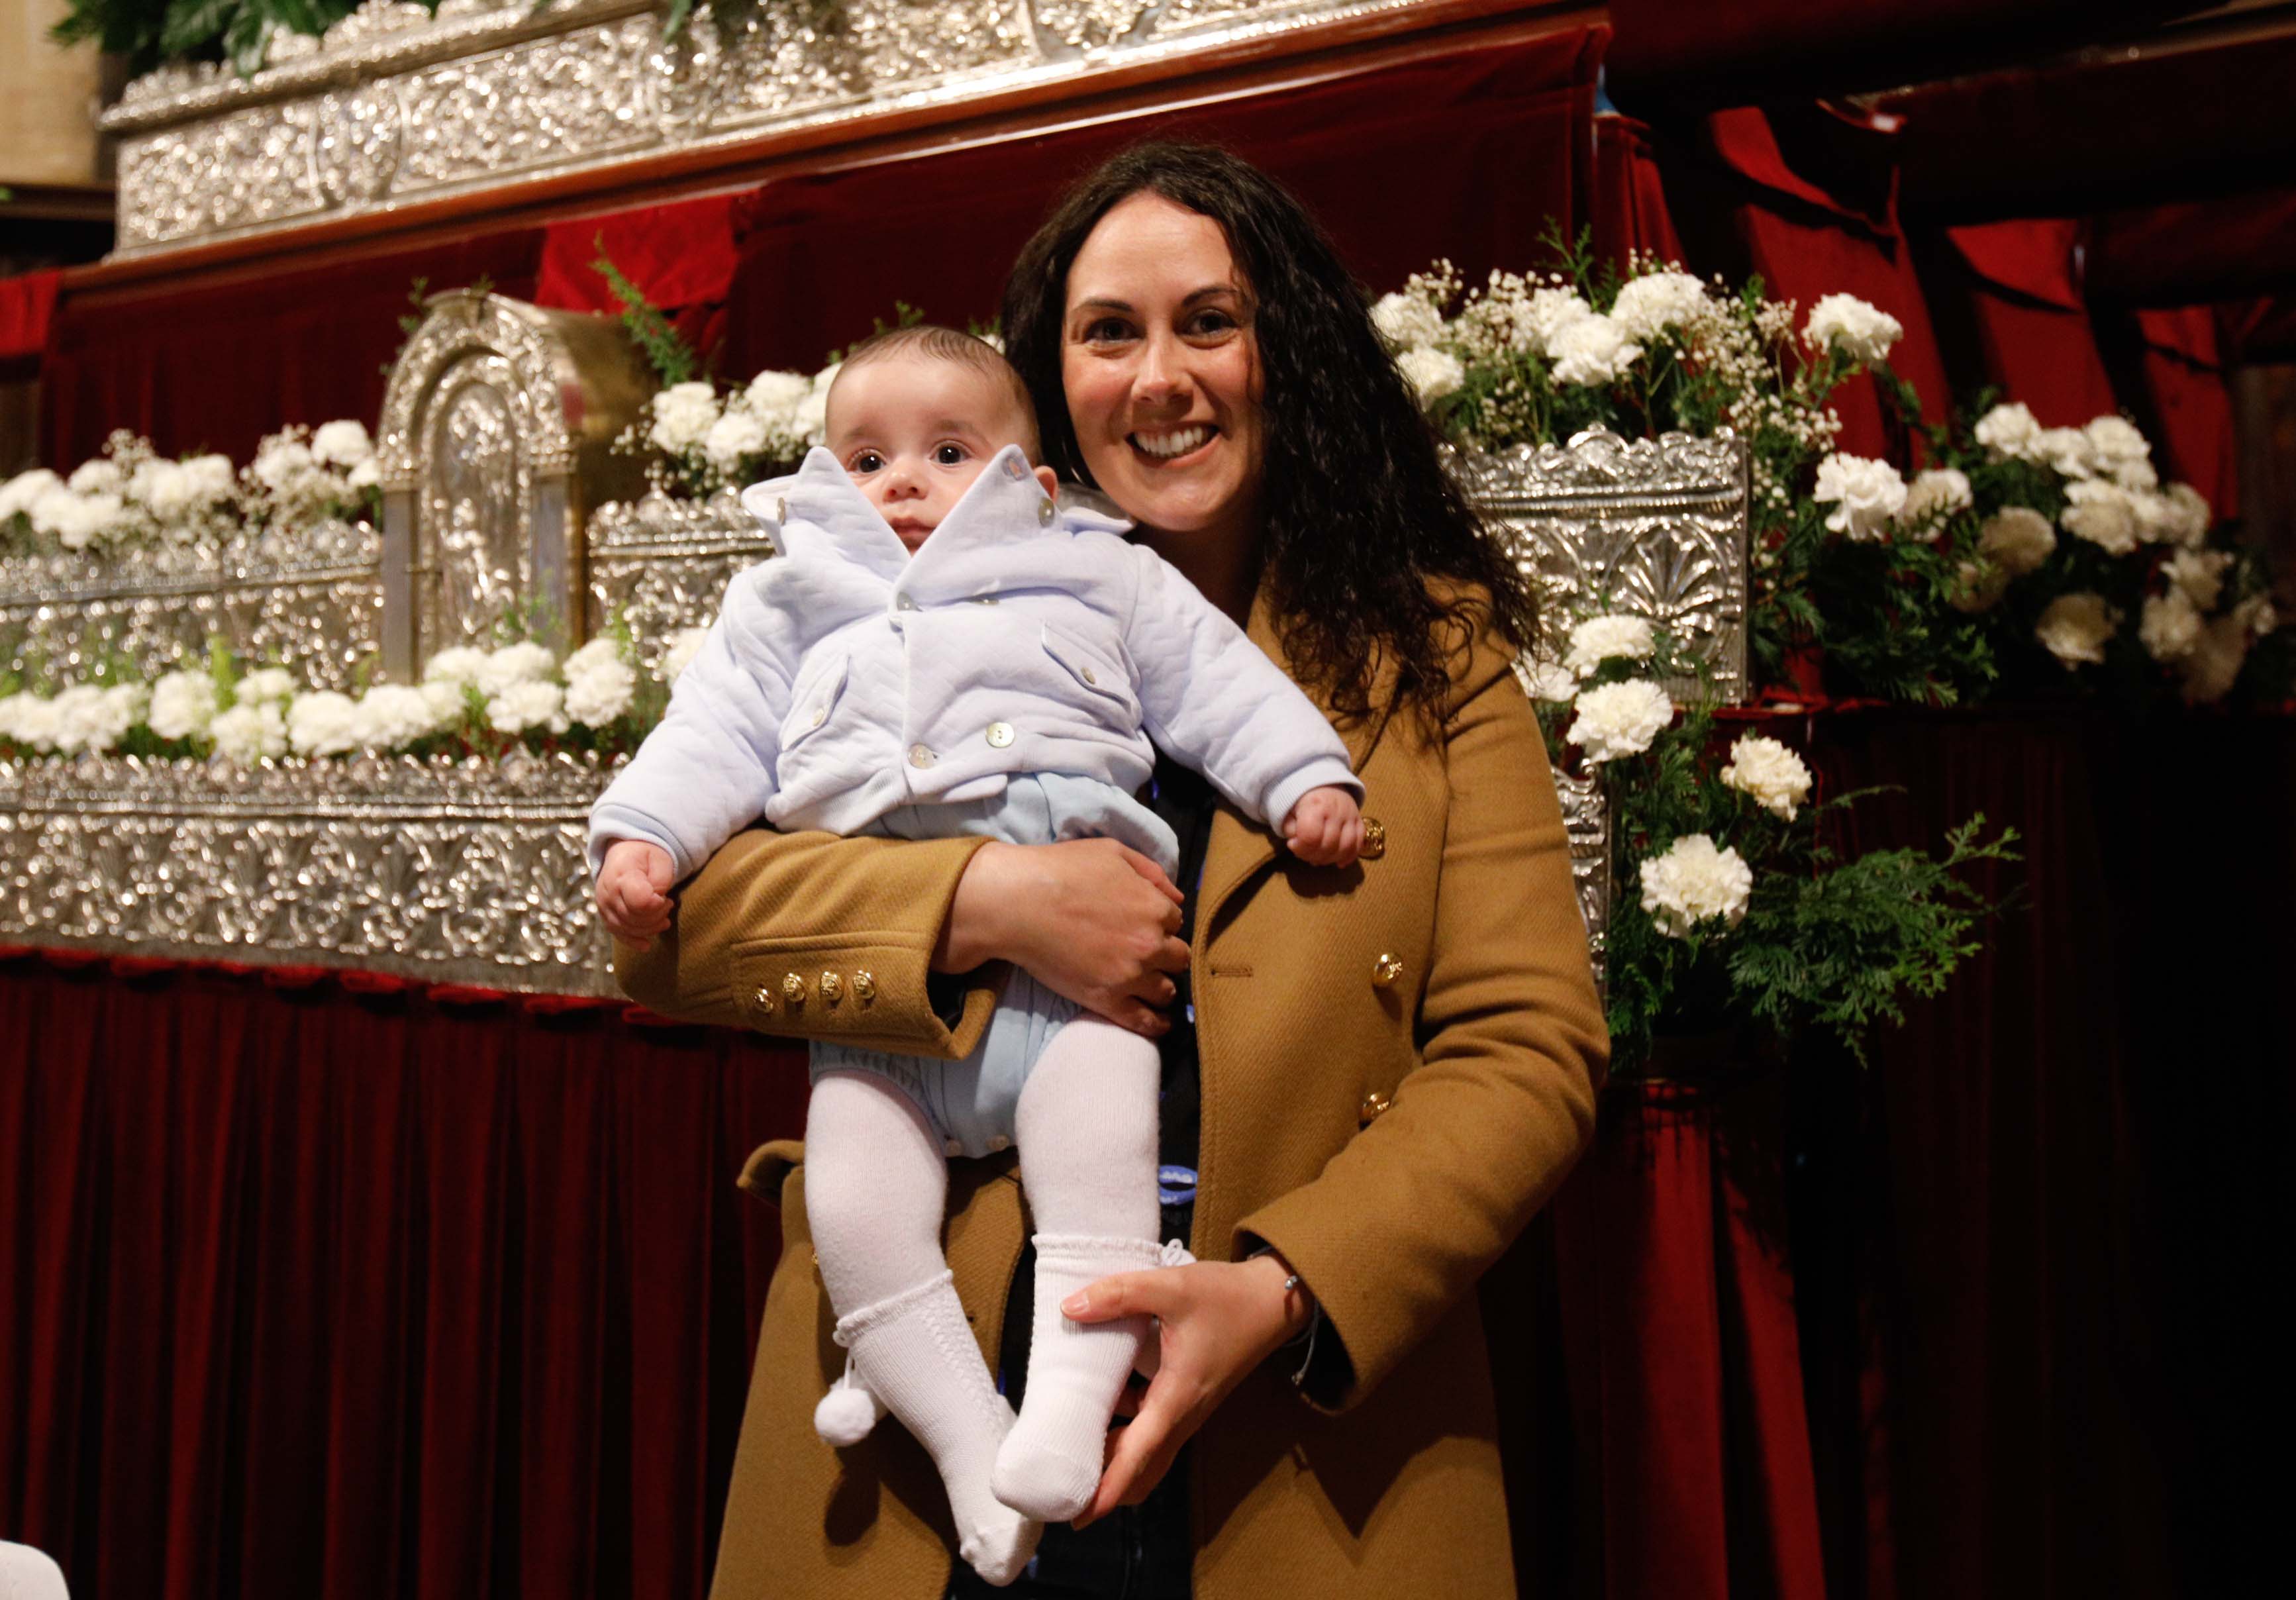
[1001,141,1536,725]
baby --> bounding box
[590,326,1361,1585]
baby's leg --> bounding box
[991,1017,1164,1522]
[805,1070,1038,1585]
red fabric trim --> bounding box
[534,193,743,319]
[1944,218,2084,311]
[0,269,61,364]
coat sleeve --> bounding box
[1233,624,1607,1411]
[586,567,801,882]
[611,826,1004,1058]
[1121,547,1360,828]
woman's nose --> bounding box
[1132,331,1191,407]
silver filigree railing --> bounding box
[0,520,383,689]
[99,0,1438,258]
[0,751,614,993]
[586,488,773,658]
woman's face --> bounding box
[1061,191,1265,555]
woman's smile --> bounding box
[1129,422,1218,462]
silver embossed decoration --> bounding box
[1553,768,1609,991]
[1450,428,1752,705]
[103,0,1432,258]
[0,752,617,994]
[376,290,654,675]
[585,489,774,652]
[0,521,383,689]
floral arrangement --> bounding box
[0,421,380,560]
[1530,613,2015,1072]
[1376,236,2289,710]
[0,623,709,769]
[626,367,833,499]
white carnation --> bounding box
[486,679,569,736]
[1608,272,1708,342]
[1562,613,1656,677]
[209,701,287,764]
[2234,592,2278,638]
[2138,591,2202,663]
[2082,415,2150,487]
[1720,734,1813,821]
[5,695,63,751]
[1638,834,1754,939]
[742,369,814,430]
[68,458,125,497]
[1949,559,2012,614]
[2061,479,2139,556]
[147,670,219,740]
[1395,346,1465,404]
[287,689,362,756]
[346,458,381,491]
[420,678,470,726]
[1515,655,1579,702]
[183,454,236,502]
[1978,505,2056,575]
[703,409,769,471]
[2035,591,2120,669]
[1524,287,1595,355]
[660,626,709,683]
[648,382,722,454]
[2159,483,2211,547]
[1803,293,1903,364]
[0,468,61,521]
[1896,468,1972,538]
[236,666,297,706]
[561,637,623,680]
[564,658,637,726]
[1371,291,1445,352]
[1547,313,1642,386]
[2162,548,2232,611]
[1814,453,1908,541]
[2035,426,2095,480]
[352,683,445,750]
[796,364,839,446]
[2180,614,2250,704]
[32,488,123,550]
[1973,401,2043,460]
[310,419,375,468]
[252,436,321,493]
[1566,679,1673,765]
[422,646,492,688]
[474,641,558,697]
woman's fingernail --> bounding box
[1062,1292,1089,1316]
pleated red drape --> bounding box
[1915,219,2123,425]
[0,957,806,1600]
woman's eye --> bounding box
[1079,317,1134,344]
[934,444,968,466]
[1189,309,1238,336]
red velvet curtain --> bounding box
[1914,219,2122,425]
[716,27,1606,376]
[0,957,805,1600]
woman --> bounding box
[617,143,1605,1598]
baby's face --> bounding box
[826,352,1050,552]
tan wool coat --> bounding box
[616,597,1607,1599]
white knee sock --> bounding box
[806,1072,1040,1585]
[991,1018,1164,1522]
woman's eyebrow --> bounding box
[1068,285,1241,316]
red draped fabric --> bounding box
[533,193,746,364]
[0,270,61,372]
[1590,113,1687,270]
[41,231,548,470]
[2126,307,2240,517]
[1916,219,2121,424]
[0,956,805,1600]
[717,26,1605,375]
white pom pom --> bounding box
[813,1377,884,1446]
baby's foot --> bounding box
[955,1495,1040,1587]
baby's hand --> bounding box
[1281,785,1364,868]
[596,839,677,950]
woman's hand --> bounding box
[936,839,1190,1036]
[1061,1254,1311,1525]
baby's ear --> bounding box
[1032,464,1060,497]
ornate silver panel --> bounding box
[377,290,652,674]
[1552,767,1608,992]
[0,521,383,689]
[1450,428,1751,705]
[0,752,615,995]
[585,489,773,652]
[103,0,1434,258]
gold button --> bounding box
[808,703,827,728]
[1080,666,1097,686]
[782,973,806,1007]
[1360,1090,1393,1123]
[819,971,844,1006]
[944,1139,964,1156]
[852,970,876,1005]
[986,1134,1011,1152]
[1371,952,1403,988]
[1037,498,1055,525]
[908,742,935,768]
[775,496,787,521]
[1360,817,1386,859]
[985,721,1014,748]
[752,985,775,1015]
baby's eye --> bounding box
[849,450,884,474]
[934,443,969,466]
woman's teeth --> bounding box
[1132,425,1211,460]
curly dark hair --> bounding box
[1001,141,1536,727]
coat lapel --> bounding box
[1196,587,1395,933]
